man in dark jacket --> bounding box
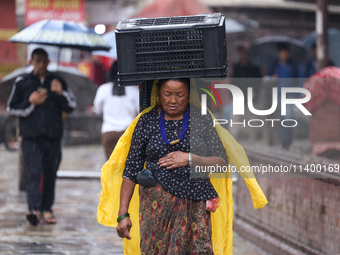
[227,45,262,141]
[7,48,76,225]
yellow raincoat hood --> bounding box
[97,80,268,255]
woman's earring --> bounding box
[157,97,159,102]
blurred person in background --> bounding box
[93,61,139,160]
[305,42,335,77]
[77,52,106,86]
[267,43,300,149]
[232,45,262,81]
[267,43,300,80]
[91,55,107,86]
[7,48,76,226]
[226,44,262,142]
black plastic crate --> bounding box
[115,13,228,86]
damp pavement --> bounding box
[0,145,269,255]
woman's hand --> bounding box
[116,217,132,239]
[158,151,189,170]
[117,179,135,239]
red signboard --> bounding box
[25,0,86,26]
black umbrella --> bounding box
[247,36,310,69]
[302,28,340,67]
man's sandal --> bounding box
[26,211,40,226]
[42,211,57,224]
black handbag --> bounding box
[136,168,157,187]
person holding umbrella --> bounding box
[7,48,76,225]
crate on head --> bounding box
[115,13,228,87]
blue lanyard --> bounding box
[159,106,189,146]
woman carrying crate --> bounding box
[97,78,268,255]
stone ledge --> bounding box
[234,213,325,255]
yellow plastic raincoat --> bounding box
[97,80,268,255]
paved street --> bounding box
[0,145,268,255]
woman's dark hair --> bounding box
[157,78,190,92]
[109,61,125,96]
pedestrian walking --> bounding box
[7,48,76,226]
[97,79,268,254]
[304,43,335,77]
[93,61,139,160]
[267,43,300,149]
[117,78,227,254]
[228,44,262,141]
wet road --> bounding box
[0,145,268,255]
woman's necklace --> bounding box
[159,106,189,146]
